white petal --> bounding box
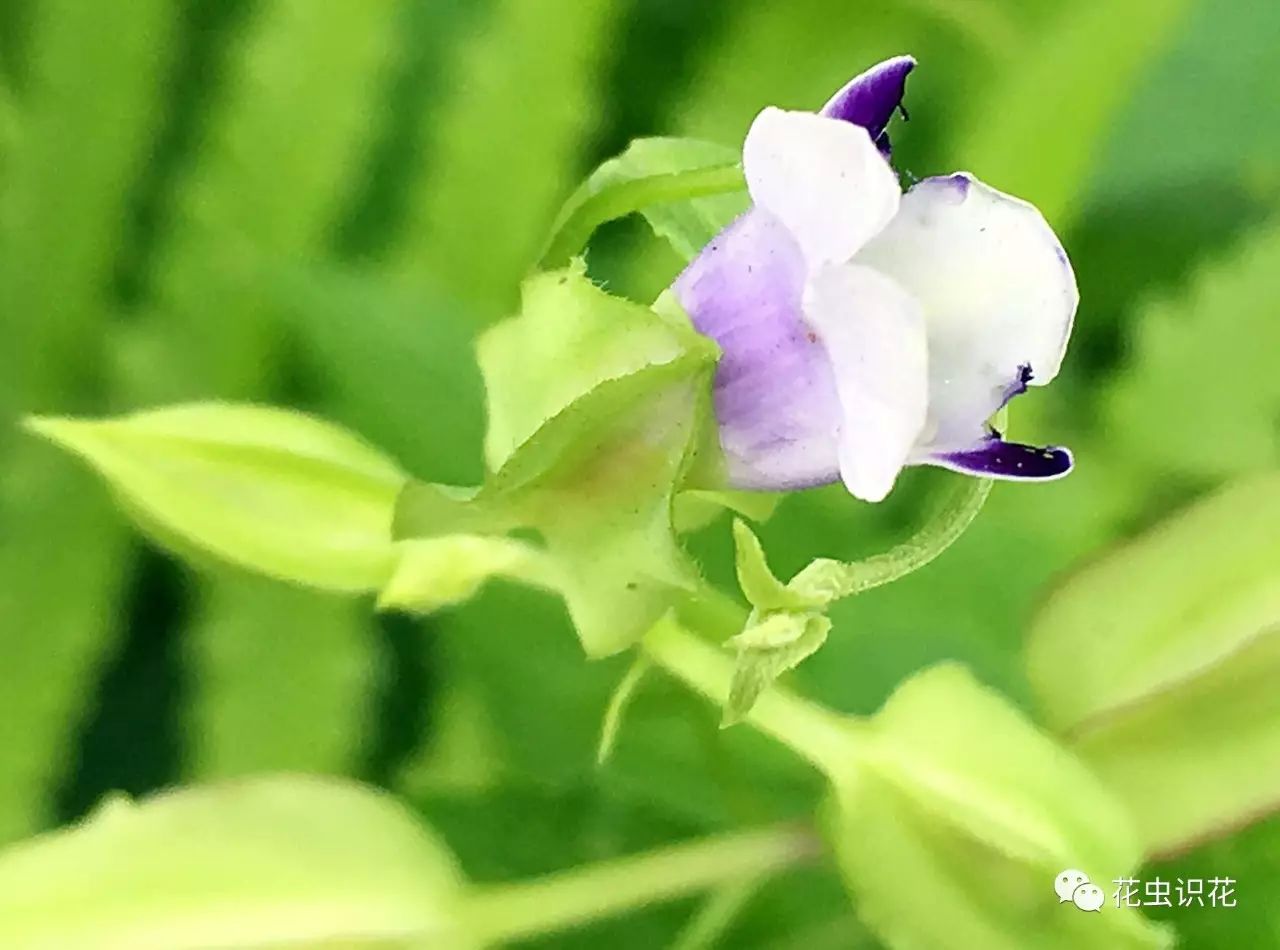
[803,264,928,502]
[855,174,1078,451]
[744,108,901,272]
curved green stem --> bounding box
[540,163,745,269]
[791,475,993,604]
[466,822,819,945]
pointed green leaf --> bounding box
[26,404,406,592]
[732,520,825,613]
[0,776,475,949]
[542,137,746,268]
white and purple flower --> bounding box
[674,56,1077,502]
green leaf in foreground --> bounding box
[541,137,747,268]
[1027,472,1280,856]
[1073,621,1280,859]
[1026,472,1280,732]
[24,404,406,592]
[829,664,1170,950]
[0,775,475,949]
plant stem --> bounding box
[466,823,819,945]
[791,474,993,603]
[670,873,768,950]
[540,164,745,269]
[642,618,856,776]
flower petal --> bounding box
[744,108,901,271]
[932,436,1074,481]
[803,263,928,502]
[855,173,1078,453]
[821,55,916,152]
[673,208,841,490]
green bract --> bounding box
[0,775,475,949]
[391,264,719,656]
[24,405,405,591]
[1027,472,1280,856]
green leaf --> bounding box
[542,137,747,268]
[1026,472,1280,732]
[829,664,1169,950]
[732,520,824,614]
[833,776,1170,950]
[0,775,475,949]
[26,404,406,592]
[953,0,1195,230]
[1104,218,1280,479]
[1026,473,1280,856]
[1073,621,1280,859]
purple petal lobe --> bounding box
[932,437,1073,481]
[673,209,841,490]
[820,55,916,152]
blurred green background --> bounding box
[2,0,1278,946]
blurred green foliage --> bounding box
[2,0,1278,946]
